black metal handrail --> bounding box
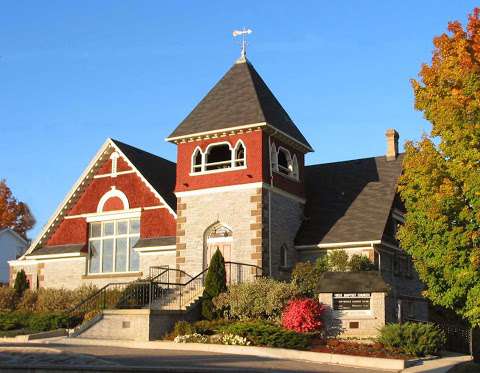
[67,261,263,329]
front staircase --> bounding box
[67,262,262,340]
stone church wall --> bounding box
[176,186,262,278]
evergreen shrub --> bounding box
[213,277,300,321]
[378,322,446,356]
[202,249,227,320]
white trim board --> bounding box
[165,122,267,142]
[296,240,381,250]
[175,181,306,203]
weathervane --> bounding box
[232,28,253,60]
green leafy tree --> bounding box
[327,250,349,272]
[201,249,227,320]
[398,8,480,326]
[291,256,329,297]
[349,254,376,272]
[14,270,29,296]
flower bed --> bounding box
[311,339,411,360]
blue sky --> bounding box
[0,1,477,239]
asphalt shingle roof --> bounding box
[167,60,311,149]
[134,237,176,248]
[112,139,177,212]
[28,244,85,256]
[295,154,404,246]
[316,271,390,293]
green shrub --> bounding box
[213,277,300,321]
[348,254,376,271]
[0,312,26,331]
[193,319,233,335]
[0,287,18,311]
[17,290,38,312]
[27,313,70,332]
[327,250,349,271]
[14,270,29,296]
[202,249,227,320]
[219,321,311,349]
[291,258,328,297]
[173,321,196,337]
[32,285,99,313]
[0,311,71,333]
[378,322,446,356]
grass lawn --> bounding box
[448,362,480,373]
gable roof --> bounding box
[22,139,177,258]
[111,139,176,211]
[167,59,312,151]
[295,154,404,246]
[316,271,390,293]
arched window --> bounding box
[205,143,232,171]
[292,154,299,180]
[192,147,203,173]
[277,147,292,176]
[234,141,246,167]
[270,143,278,172]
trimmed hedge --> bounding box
[219,321,312,350]
[378,322,446,356]
[0,312,71,333]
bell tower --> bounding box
[166,57,312,279]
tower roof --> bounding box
[167,59,312,151]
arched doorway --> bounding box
[204,223,232,270]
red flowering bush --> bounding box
[281,298,326,333]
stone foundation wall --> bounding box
[9,250,176,290]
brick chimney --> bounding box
[385,129,399,161]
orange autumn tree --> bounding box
[0,179,35,239]
[398,9,480,326]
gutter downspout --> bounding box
[372,243,381,274]
[268,131,277,276]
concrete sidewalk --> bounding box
[402,353,472,372]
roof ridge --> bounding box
[243,61,268,124]
[306,153,405,168]
[111,139,176,166]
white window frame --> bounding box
[88,218,140,274]
[190,141,247,176]
[110,151,119,177]
[97,187,129,213]
[273,145,300,182]
[191,146,204,173]
[270,142,278,172]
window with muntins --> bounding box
[273,145,299,181]
[234,142,246,167]
[88,218,140,274]
[191,141,247,174]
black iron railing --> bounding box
[67,261,262,329]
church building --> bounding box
[9,53,427,337]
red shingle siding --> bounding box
[45,155,175,247]
[175,131,264,192]
[141,209,176,238]
[47,218,88,246]
[103,196,124,211]
[68,174,159,215]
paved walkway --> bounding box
[0,342,388,372]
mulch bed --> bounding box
[310,338,411,360]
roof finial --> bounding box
[233,28,252,63]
